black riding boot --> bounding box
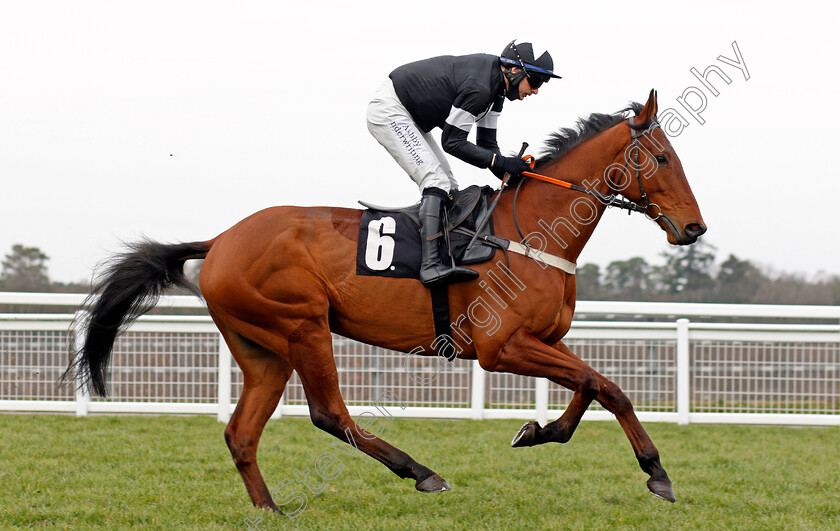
[418,188,479,287]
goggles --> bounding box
[527,74,549,89]
[500,40,559,90]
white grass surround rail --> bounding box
[1,292,837,426]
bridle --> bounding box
[511,115,664,241]
[625,116,662,221]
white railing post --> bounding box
[471,360,485,420]
[75,377,90,417]
[535,378,549,425]
[217,332,232,423]
[272,393,284,419]
[676,318,690,425]
[72,310,90,417]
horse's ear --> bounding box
[637,88,658,122]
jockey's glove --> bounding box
[490,154,531,180]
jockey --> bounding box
[367,41,561,287]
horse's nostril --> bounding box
[685,223,706,237]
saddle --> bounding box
[358,185,498,266]
[356,185,503,362]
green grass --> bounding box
[1,415,838,530]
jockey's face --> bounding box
[518,75,538,99]
[503,66,539,100]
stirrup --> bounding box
[420,264,478,287]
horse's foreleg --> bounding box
[595,375,675,502]
[483,330,600,448]
[500,332,675,501]
[288,316,449,493]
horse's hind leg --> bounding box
[288,315,449,492]
[218,326,293,511]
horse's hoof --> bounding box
[511,421,540,447]
[647,479,676,503]
[416,473,450,493]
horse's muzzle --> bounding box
[676,222,707,245]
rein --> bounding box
[511,116,663,242]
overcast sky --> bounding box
[1,1,838,283]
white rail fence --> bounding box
[0,292,837,426]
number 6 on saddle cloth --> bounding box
[356,185,498,279]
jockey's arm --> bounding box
[441,121,496,168]
[440,96,504,169]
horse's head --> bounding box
[611,89,706,245]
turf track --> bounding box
[1,415,837,529]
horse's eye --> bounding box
[655,154,668,164]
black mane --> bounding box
[534,102,644,169]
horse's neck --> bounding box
[504,125,627,263]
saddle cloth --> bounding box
[356,185,498,279]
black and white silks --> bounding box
[389,53,506,169]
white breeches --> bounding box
[366,78,457,193]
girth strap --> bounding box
[429,284,454,361]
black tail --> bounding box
[63,239,211,397]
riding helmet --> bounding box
[500,40,561,99]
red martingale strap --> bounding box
[520,170,575,189]
[519,166,647,215]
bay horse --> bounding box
[66,90,705,510]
